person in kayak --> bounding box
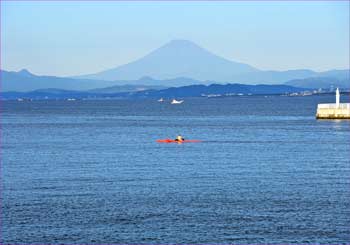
[175,135,185,142]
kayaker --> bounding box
[175,135,185,142]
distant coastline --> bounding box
[1,84,347,101]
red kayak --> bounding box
[157,139,202,143]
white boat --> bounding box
[157,98,164,102]
[171,99,184,104]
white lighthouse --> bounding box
[336,87,340,108]
[316,86,350,119]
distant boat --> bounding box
[171,99,184,104]
[157,98,164,102]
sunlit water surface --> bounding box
[2,95,350,243]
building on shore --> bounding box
[316,88,350,119]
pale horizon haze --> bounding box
[1,1,349,76]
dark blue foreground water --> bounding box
[2,95,350,244]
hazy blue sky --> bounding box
[1,1,349,76]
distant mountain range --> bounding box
[228,69,349,85]
[1,68,349,93]
[74,40,259,82]
[1,69,167,92]
[1,83,310,100]
[285,76,349,89]
[1,40,349,92]
[1,69,116,92]
[89,84,166,94]
[74,39,349,84]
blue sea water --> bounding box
[1,95,350,244]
